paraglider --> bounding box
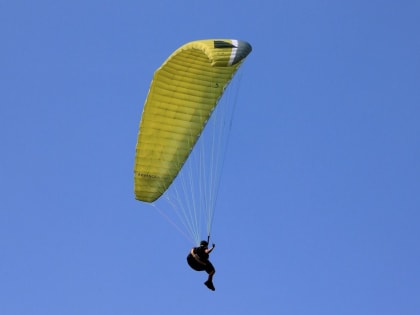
[187,240,216,290]
[134,39,252,289]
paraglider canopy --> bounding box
[134,39,252,203]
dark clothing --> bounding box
[187,247,215,274]
[194,246,209,261]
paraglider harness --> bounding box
[187,236,214,273]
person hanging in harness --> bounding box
[187,240,216,291]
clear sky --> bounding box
[1,1,419,314]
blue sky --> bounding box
[1,0,419,314]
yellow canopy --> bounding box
[134,39,252,202]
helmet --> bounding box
[200,240,209,247]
